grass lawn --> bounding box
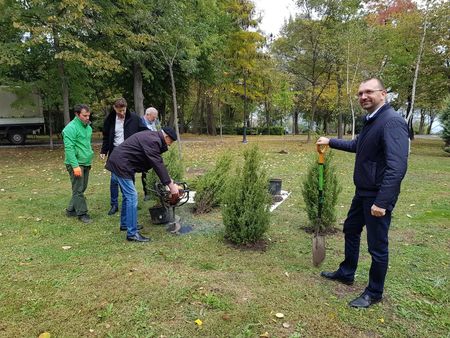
[0,135,449,337]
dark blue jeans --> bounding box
[110,173,119,207]
[112,173,138,237]
[110,173,136,207]
[338,193,391,299]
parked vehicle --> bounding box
[0,86,45,145]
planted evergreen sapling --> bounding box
[194,153,232,214]
[301,150,341,233]
[222,146,271,245]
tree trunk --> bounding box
[405,93,414,140]
[57,59,70,126]
[168,63,182,158]
[242,73,248,143]
[179,93,185,133]
[346,41,360,140]
[193,82,203,134]
[53,27,70,125]
[206,95,216,136]
[133,61,145,116]
[307,85,316,143]
[337,71,343,139]
[48,110,54,150]
[418,109,426,135]
[427,113,435,134]
[293,111,299,134]
[407,4,429,139]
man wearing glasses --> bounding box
[316,77,409,308]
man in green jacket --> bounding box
[63,104,94,224]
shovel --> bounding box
[312,144,328,266]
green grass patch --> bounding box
[0,135,449,337]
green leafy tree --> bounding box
[194,153,232,214]
[301,151,342,232]
[273,10,334,142]
[439,95,450,153]
[222,146,271,244]
[5,0,122,125]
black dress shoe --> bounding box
[120,224,143,231]
[349,293,382,308]
[126,233,150,242]
[78,214,92,224]
[321,271,354,285]
[108,205,118,215]
[66,209,77,217]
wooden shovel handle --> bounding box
[316,144,328,164]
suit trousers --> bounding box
[338,192,391,299]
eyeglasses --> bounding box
[356,89,385,97]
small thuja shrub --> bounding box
[146,145,184,201]
[301,150,342,233]
[222,146,271,245]
[194,153,233,214]
[440,95,450,152]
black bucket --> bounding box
[149,206,174,224]
[268,178,282,195]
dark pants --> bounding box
[337,193,391,299]
[66,165,90,216]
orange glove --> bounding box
[73,166,82,177]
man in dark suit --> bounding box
[317,77,409,308]
[100,98,143,215]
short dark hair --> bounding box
[361,77,385,90]
[74,104,90,114]
[113,98,127,108]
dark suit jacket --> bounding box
[329,103,409,210]
[100,108,144,156]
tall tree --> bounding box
[7,0,122,125]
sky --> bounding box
[253,0,297,36]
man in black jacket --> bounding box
[105,127,180,242]
[100,98,144,215]
[317,77,409,308]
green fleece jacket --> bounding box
[63,117,93,167]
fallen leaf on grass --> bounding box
[39,332,51,338]
[378,318,385,324]
[62,246,71,250]
[194,319,203,326]
[260,332,270,338]
[275,313,284,318]
[406,214,412,218]
[284,272,289,277]
[222,314,230,321]
[282,322,290,328]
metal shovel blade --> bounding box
[312,234,326,266]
